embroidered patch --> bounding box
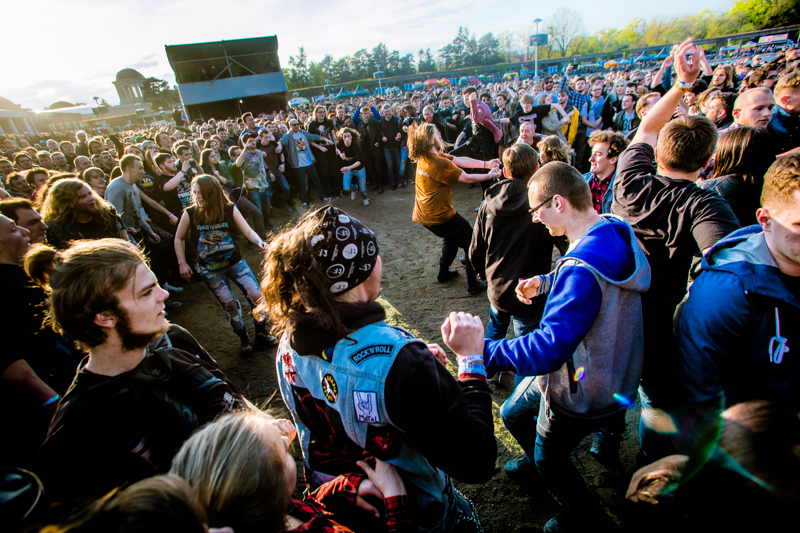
[282,353,297,384]
[350,345,393,365]
[353,391,380,423]
[322,374,338,403]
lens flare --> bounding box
[613,393,634,408]
[574,366,586,381]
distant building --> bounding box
[113,68,147,106]
[0,96,37,134]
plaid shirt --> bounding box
[288,472,411,532]
[557,81,591,116]
[589,174,612,214]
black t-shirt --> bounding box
[156,170,195,216]
[38,325,241,502]
[611,143,740,375]
[509,105,552,134]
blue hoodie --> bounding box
[483,215,651,417]
[678,225,799,408]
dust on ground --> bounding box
[169,180,642,532]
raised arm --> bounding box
[632,37,701,148]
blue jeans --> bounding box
[247,189,271,223]
[399,146,408,179]
[485,304,540,341]
[271,171,290,194]
[197,259,267,340]
[343,167,368,199]
[501,383,626,511]
[383,147,401,186]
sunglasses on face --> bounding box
[529,196,554,216]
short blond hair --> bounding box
[761,152,800,210]
[774,70,800,100]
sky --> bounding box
[2,0,736,110]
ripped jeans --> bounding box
[197,259,266,340]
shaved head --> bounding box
[733,88,775,127]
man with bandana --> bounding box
[263,206,495,533]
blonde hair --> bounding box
[170,411,291,533]
[407,122,440,161]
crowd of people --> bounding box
[1,35,800,532]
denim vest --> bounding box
[277,322,451,529]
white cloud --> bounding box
[1,0,736,110]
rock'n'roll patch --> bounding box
[350,344,393,365]
[322,374,338,403]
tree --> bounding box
[477,32,501,65]
[288,46,310,88]
[418,48,436,73]
[546,8,586,57]
[140,77,180,110]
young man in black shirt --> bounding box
[33,239,243,502]
[611,37,740,459]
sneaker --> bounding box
[164,282,183,293]
[256,330,279,346]
[504,455,536,477]
[436,269,459,283]
[285,204,294,212]
[589,435,622,468]
[165,299,182,309]
[466,280,488,295]
[351,189,356,200]
[301,202,308,209]
[363,198,370,206]
[323,197,331,203]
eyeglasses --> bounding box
[529,196,553,216]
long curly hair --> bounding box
[39,178,116,230]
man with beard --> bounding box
[40,178,127,249]
[33,239,243,502]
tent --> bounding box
[604,60,619,68]
[352,85,370,96]
[337,87,353,97]
[423,78,439,86]
[439,78,451,85]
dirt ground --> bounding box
[169,179,643,532]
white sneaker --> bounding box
[164,283,183,293]
[351,189,356,200]
[363,198,369,206]
[301,202,308,209]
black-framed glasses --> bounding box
[529,196,553,216]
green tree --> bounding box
[477,32,501,65]
[288,46,310,88]
[140,77,180,110]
